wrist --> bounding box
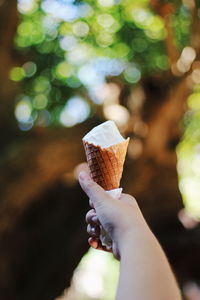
[117,225,155,259]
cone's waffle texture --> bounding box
[83,138,129,190]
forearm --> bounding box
[79,174,181,300]
[116,229,182,300]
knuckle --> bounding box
[85,212,90,223]
[85,209,95,223]
[87,224,91,234]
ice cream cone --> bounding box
[83,138,129,191]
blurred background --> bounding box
[0,0,200,299]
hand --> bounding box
[79,171,182,300]
[78,171,149,259]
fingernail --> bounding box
[79,171,90,181]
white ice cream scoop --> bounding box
[83,120,125,148]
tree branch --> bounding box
[150,0,180,66]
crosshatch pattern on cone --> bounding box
[83,138,129,190]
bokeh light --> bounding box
[124,65,141,83]
[72,21,89,37]
[55,62,74,79]
[18,0,37,14]
[56,249,119,300]
[14,0,181,130]
[176,47,196,73]
[33,94,48,109]
[103,104,130,128]
[33,76,51,93]
[14,1,200,224]
[59,96,90,127]
[10,67,25,81]
[15,98,32,122]
[60,35,77,51]
[188,93,200,110]
[97,0,115,8]
[67,43,93,65]
[22,61,37,77]
[97,14,115,28]
[96,32,114,47]
[177,90,200,219]
[41,0,78,22]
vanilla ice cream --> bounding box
[83,120,125,148]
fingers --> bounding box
[87,223,100,237]
[86,212,111,253]
[86,209,96,223]
[88,237,112,253]
[79,171,110,209]
[88,237,99,249]
[86,209,100,225]
[87,221,112,253]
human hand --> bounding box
[78,171,149,259]
[79,171,182,300]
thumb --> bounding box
[78,171,109,209]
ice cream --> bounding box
[82,120,129,249]
[83,120,129,191]
[83,120,125,148]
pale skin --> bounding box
[79,171,182,300]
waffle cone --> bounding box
[83,138,129,190]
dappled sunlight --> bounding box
[94,82,120,105]
[14,0,200,242]
[14,0,187,129]
[18,0,37,14]
[41,0,79,22]
[123,64,141,83]
[72,21,89,37]
[177,90,200,219]
[14,97,34,130]
[22,61,37,77]
[55,249,119,300]
[10,67,25,81]
[59,35,77,51]
[175,47,196,74]
[60,97,90,127]
[103,104,130,128]
[97,0,115,8]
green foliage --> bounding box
[14,0,192,128]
